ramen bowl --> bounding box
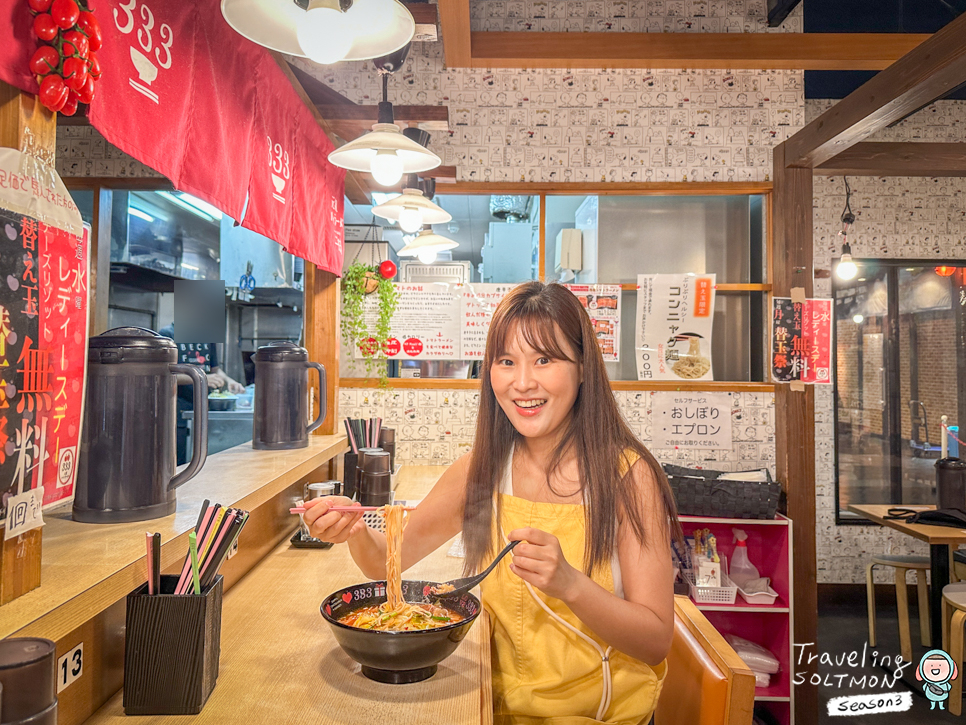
[321,579,482,684]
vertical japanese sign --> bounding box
[635,274,716,381]
[565,284,622,362]
[0,211,88,525]
[651,392,733,449]
[459,284,514,359]
[771,298,833,384]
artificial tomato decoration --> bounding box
[39,74,68,112]
[29,46,59,75]
[63,30,89,58]
[378,260,397,279]
[50,0,79,29]
[77,11,102,51]
[60,93,78,116]
[27,0,53,13]
[77,74,95,104]
[33,13,58,41]
[63,56,87,91]
[87,51,101,80]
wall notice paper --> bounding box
[771,297,833,384]
[565,284,622,362]
[651,392,733,449]
[635,274,716,381]
[0,149,90,529]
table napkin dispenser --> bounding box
[74,327,209,523]
[252,342,326,450]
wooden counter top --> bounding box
[85,465,492,725]
[2,435,347,642]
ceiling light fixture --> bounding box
[128,207,155,223]
[371,187,452,233]
[177,192,224,221]
[327,46,440,186]
[835,177,858,282]
[157,191,215,223]
[221,0,414,64]
[397,228,457,263]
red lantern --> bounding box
[379,260,397,279]
[936,265,956,277]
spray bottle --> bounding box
[730,528,760,587]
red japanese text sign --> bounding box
[771,297,832,384]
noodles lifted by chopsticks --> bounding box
[337,504,463,631]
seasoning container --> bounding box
[359,450,392,507]
[356,447,383,501]
[301,481,341,540]
[378,427,396,473]
[0,638,57,724]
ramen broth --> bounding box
[338,602,464,631]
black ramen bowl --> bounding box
[321,579,482,684]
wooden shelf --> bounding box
[697,601,789,613]
[618,283,772,293]
[681,514,790,526]
[340,378,776,392]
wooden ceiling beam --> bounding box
[437,0,471,67]
[403,1,437,26]
[316,104,449,145]
[783,13,966,169]
[466,31,929,70]
[816,142,966,177]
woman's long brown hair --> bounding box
[462,281,682,577]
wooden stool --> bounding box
[866,554,931,664]
[942,582,966,716]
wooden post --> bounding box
[304,264,339,436]
[772,142,816,725]
[0,81,56,604]
[88,187,112,336]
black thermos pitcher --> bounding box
[74,328,209,523]
[252,342,326,449]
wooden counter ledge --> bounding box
[1,435,347,642]
[84,465,492,725]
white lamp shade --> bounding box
[371,188,452,225]
[221,0,415,62]
[328,124,441,174]
[397,229,458,257]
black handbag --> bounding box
[885,507,966,528]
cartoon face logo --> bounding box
[916,650,958,710]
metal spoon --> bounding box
[429,540,520,598]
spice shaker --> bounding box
[378,427,396,473]
[355,447,383,501]
[359,450,392,507]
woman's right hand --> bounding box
[302,497,367,543]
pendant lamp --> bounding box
[372,188,452,233]
[397,228,457,265]
[327,56,441,186]
[221,0,415,64]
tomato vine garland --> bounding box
[27,0,103,115]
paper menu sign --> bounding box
[771,297,833,384]
[565,284,622,362]
[4,488,44,540]
[651,391,732,450]
[635,274,716,381]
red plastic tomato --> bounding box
[50,0,79,29]
[76,11,102,52]
[39,74,68,112]
[27,0,53,13]
[86,51,101,80]
[29,46,60,76]
[60,93,78,116]
[63,30,89,58]
[63,56,87,91]
[33,13,58,41]
[77,74,95,105]
[379,260,397,279]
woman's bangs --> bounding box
[509,308,576,363]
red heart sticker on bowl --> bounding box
[342,592,353,604]
[423,585,431,596]
[324,604,331,615]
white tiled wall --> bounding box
[56,125,163,179]
[302,43,805,183]
[811,99,966,583]
[340,386,775,470]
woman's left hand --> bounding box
[507,527,580,602]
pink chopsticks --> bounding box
[289,505,416,514]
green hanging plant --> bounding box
[341,261,399,388]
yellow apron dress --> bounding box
[480,453,667,725]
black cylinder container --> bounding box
[252,342,326,450]
[355,447,382,501]
[359,450,391,507]
[937,457,966,510]
[74,328,208,523]
[379,427,396,473]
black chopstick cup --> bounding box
[124,575,224,715]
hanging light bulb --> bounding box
[372,187,451,231]
[295,0,354,65]
[852,314,864,324]
[836,242,858,281]
[398,205,423,233]
[370,149,404,186]
[417,248,438,265]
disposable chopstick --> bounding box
[177,505,224,595]
[198,511,237,583]
[343,419,358,453]
[146,533,155,595]
[151,533,161,595]
[175,504,218,595]
[189,532,202,595]
[289,505,415,514]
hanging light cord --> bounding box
[840,176,855,237]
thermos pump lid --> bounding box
[88,327,177,363]
[379,428,396,444]
[252,341,309,362]
[362,451,390,474]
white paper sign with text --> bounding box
[651,392,732,449]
